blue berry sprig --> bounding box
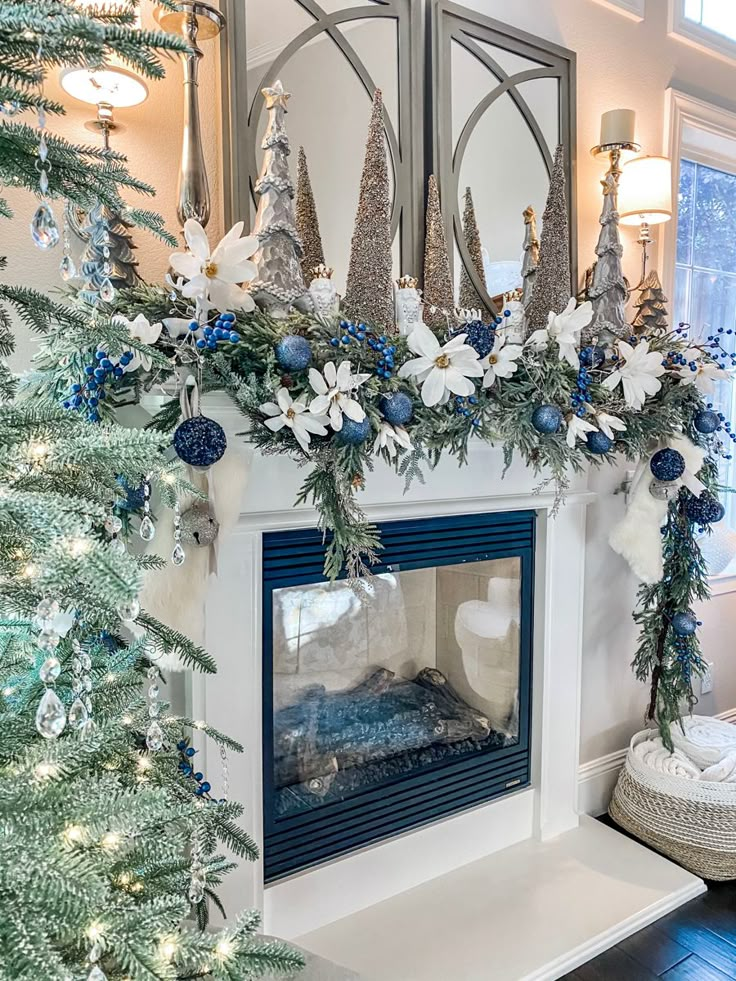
[177,738,223,802]
[329,320,396,378]
[571,364,591,418]
[63,348,133,422]
[449,394,481,428]
[189,311,241,352]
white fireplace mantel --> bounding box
[191,396,703,980]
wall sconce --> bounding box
[619,155,673,286]
[60,65,148,151]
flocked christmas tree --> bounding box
[520,205,540,310]
[250,80,307,314]
[588,154,629,345]
[524,146,571,333]
[78,203,140,306]
[295,145,325,285]
[344,89,395,331]
[422,174,455,328]
[632,269,669,336]
[0,3,302,978]
[458,186,491,320]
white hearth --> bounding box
[193,395,703,980]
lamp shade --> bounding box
[619,155,673,226]
[59,65,148,109]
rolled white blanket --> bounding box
[632,735,701,780]
[670,715,736,769]
[701,751,736,783]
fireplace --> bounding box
[262,510,535,881]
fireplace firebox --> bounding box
[262,511,535,881]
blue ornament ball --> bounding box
[379,392,414,426]
[531,404,562,434]
[275,335,312,372]
[580,345,606,369]
[671,611,697,637]
[650,448,685,482]
[173,416,227,469]
[116,476,146,512]
[685,492,725,525]
[453,321,495,359]
[693,409,719,434]
[586,430,614,454]
[335,416,372,446]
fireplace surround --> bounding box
[262,511,535,880]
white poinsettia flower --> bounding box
[308,360,371,431]
[566,413,597,449]
[674,347,730,394]
[595,410,627,440]
[170,219,258,313]
[398,323,483,407]
[260,388,329,453]
[162,316,193,339]
[374,421,413,459]
[526,298,593,369]
[602,338,665,410]
[480,334,523,388]
[113,313,162,373]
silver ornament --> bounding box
[649,479,678,502]
[180,504,219,548]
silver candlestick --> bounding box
[155,1,225,228]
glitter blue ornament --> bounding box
[685,492,725,525]
[650,448,685,482]
[379,392,414,426]
[335,416,371,446]
[671,611,697,637]
[173,416,227,469]
[580,345,605,368]
[531,404,562,434]
[586,430,613,454]
[452,321,495,359]
[275,335,312,371]
[693,409,719,434]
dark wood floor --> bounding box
[561,820,736,981]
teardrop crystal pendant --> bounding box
[146,721,164,752]
[59,254,76,282]
[88,966,108,981]
[99,278,115,302]
[139,516,155,542]
[35,688,67,739]
[68,697,89,728]
[39,657,61,684]
[31,202,59,250]
[171,543,186,566]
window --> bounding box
[670,0,736,63]
[683,1,736,42]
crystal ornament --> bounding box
[139,516,155,542]
[59,254,76,281]
[171,499,185,566]
[31,203,60,249]
[36,598,60,622]
[99,278,115,303]
[171,543,186,566]
[38,630,60,651]
[39,657,61,684]
[117,599,140,622]
[68,697,89,728]
[88,966,107,981]
[110,537,126,554]
[146,721,164,752]
[105,515,123,535]
[36,688,66,739]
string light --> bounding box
[101,832,121,850]
[87,922,105,942]
[26,441,50,462]
[65,536,91,557]
[3,686,14,696]
[137,756,152,772]
[22,562,39,579]
[63,824,86,845]
[160,937,178,961]
[215,939,234,960]
[34,761,58,779]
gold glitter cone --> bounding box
[422,174,455,328]
[458,186,491,321]
[295,146,326,285]
[525,145,571,332]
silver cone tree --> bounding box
[423,174,455,328]
[344,89,395,331]
[250,80,307,314]
[588,155,629,345]
[524,146,571,333]
[458,186,491,320]
[520,205,539,310]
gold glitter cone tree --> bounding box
[520,205,539,310]
[458,186,491,320]
[423,174,455,328]
[250,80,307,314]
[524,145,572,332]
[344,89,395,331]
[295,145,325,284]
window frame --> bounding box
[668,0,736,65]
[589,0,644,22]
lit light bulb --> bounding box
[101,832,121,850]
[27,441,50,462]
[130,880,144,893]
[121,714,133,725]
[87,922,104,942]
[3,686,14,697]
[118,872,132,886]
[63,824,86,845]
[34,761,58,779]
[137,756,152,772]
[66,537,91,557]
[22,563,39,579]
[193,720,206,730]
[160,938,178,961]
[215,939,234,960]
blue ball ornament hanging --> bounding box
[693,409,719,434]
[173,416,227,469]
[531,404,562,434]
[685,491,725,525]
[650,448,685,482]
[671,611,697,637]
[586,430,613,454]
[275,335,312,372]
[580,345,606,368]
[379,392,414,426]
[335,416,372,446]
[452,320,495,359]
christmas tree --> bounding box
[525,146,571,332]
[344,89,395,331]
[520,205,539,311]
[422,174,455,328]
[250,79,307,315]
[632,269,669,336]
[295,145,325,284]
[458,186,491,320]
[0,3,302,977]
[79,203,140,293]
[588,155,629,345]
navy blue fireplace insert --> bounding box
[262,510,535,881]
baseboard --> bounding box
[577,709,736,817]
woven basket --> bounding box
[609,729,736,880]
